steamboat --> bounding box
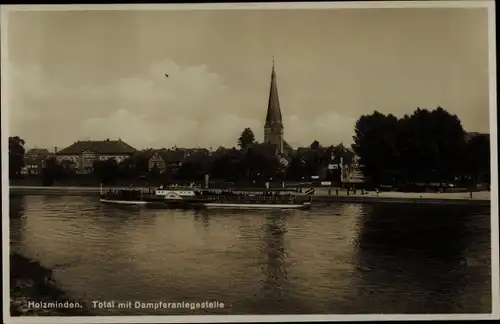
[99,185,197,208]
[99,186,314,210]
[187,189,313,210]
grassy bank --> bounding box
[10,252,91,316]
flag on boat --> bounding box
[305,188,315,195]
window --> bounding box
[83,157,95,166]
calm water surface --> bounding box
[10,195,491,315]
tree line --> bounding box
[9,129,351,186]
[9,106,490,188]
[352,107,490,187]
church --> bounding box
[263,60,294,160]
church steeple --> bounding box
[264,57,284,154]
[265,57,283,128]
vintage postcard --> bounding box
[2,1,498,323]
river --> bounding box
[9,195,492,315]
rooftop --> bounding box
[265,61,283,128]
[25,148,50,156]
[56,139,137,155]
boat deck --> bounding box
[99,188,313,209]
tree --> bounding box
[242,147,280,182]
[211,154,233,180]
[310,140,320,150]
[352,107,469,187]
[41,157,61,186]
[352,111,400,185]
[9,136,25,178]
[466,134,490,183]
[211,149,245,182]
[238,128,256,149]
[134,153,152,176]
[93,158,119,184]
[178,161,206,182]
[119,153,150,179]
[285,155,308,180]
[117,158,135,179]
[57,159,77,180]
[429,107,467,182]
[399,107,466,184]
[150,164,160,176]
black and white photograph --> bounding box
[2,1,498,323]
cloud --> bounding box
[81,109,200,149]
[7,58,356,150]
[285,113,356,148]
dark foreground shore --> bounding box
[10,252,91,316]
[9,185,491,206]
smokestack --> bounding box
[54,146,58,154]
[204,174,209,189]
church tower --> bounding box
[264,58,284,154]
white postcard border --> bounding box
[1,1,498,323]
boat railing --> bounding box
[194,193,305,204]
[102,188,157,197]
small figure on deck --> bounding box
[376,188,380,196]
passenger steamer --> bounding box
[99,186,314,210]
[187,189,313,210]
[99,186,197,207]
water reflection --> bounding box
[258,213,289,312]
[354,203,491,314]
[9,196,492,315]
[193,210,211,228]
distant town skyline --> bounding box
[4,5,491,150]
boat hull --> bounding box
[100,199,148,205]
[199,202,311,210]
[99,188,314,210]
[100,198,311,210]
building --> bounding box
[25,148,51,160]
[465,131,490,142]
[22,157,45,175]
[263,59,294,161]
[144,148,212,173]
[147,150,170,172]
[21,148,51,175]
[145,149,185,173]
[55,139,137,173]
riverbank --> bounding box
[312,187,491,206]
[10,252,91,316]
[9,185,491,206]
[312,194,490,206]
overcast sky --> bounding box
[4,6,491,151]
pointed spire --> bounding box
[265,57,283,127]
